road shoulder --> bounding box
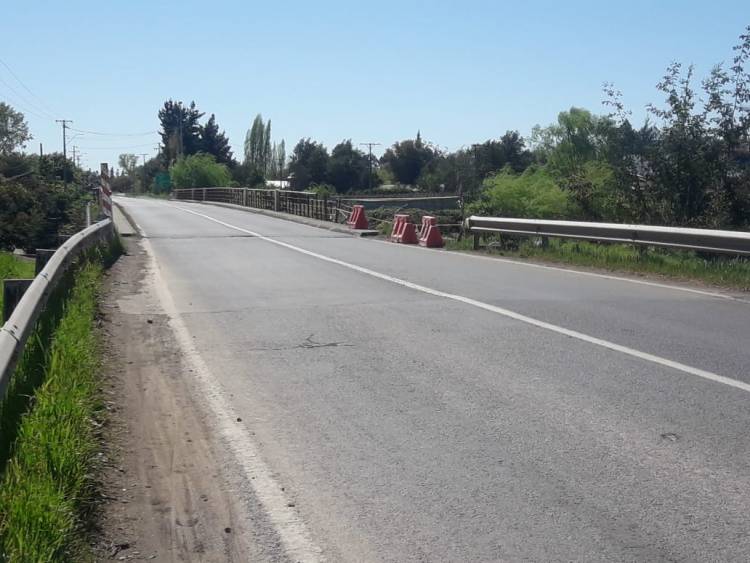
[94,237,283,561]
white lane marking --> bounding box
[142,237,323,562]
[368,236,744,303]
[161,198,744,302]
[170,204,750,394]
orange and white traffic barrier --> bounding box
[418,216,444,248]
[347,205,369,230]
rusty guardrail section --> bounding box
[465,216,750,255]
[0,218,114,398]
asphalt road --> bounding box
[117,196,750,562]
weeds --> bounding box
[0,241,117,561]
[447,236,750,290]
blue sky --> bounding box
[2,0,749,171]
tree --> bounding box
[199,114,234,165]
[244,114,271,172]
[288,138,329,190]
[118,153,139,176]
[169,153,232,188]
[326,140,369,192]
[271,140,286,180]
[263,120,272,175]
[380,133,436,185]
[158,99,204,164]
[0,103,31,154]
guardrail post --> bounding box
[243,188,248,207]
[473,233,480,250]
[202,188,207,201]
[34,249,55,275]
[3,279,33,323]
[273,190,280,212]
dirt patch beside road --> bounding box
[95,237,279,562]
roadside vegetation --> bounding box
[0,104,95,254]
[0,245,116,561]
[447,236,750,290]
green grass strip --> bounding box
[0,253,36,314]
[0,262,103,562]
[447,237,750,290]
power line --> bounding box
[0,56,59,117]
[0,89,54,122]
[68,126,157,137]
[77,142,157,150]
[0,75,56,120]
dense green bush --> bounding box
[469,166,578,219]
[0,153,91,252]
[308,183,335,197]
[169,153,232,188]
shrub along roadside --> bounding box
[447,236,750,291]
[0,247,115,561]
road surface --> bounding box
[116,196,750,562]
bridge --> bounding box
[96,195,750,561]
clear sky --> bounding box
[2,0,749,171]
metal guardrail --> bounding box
[0,219,115,398]
[465,216,750,255]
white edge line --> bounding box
[171,203,750,395]
[141,236,323,562]
[169,198,744,303]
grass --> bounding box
[0,253,36,314]
[0,257,107,562]
[447,236,750,291]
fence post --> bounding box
[273,190,279,212]
[3,279,33,322]
[202,188,207,201]
[243,188,248,207]
[34,249,55,275]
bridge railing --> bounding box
[173,187,341,222]
[0,219,115,399]
[465,216,750,255]
[172,187,460,222]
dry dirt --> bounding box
[94,237,281,562]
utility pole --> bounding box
[55,119,73,186]
[359,142,381,191]
[39,143,43,157]
[139,153,149,193]
[178,118,183,158]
